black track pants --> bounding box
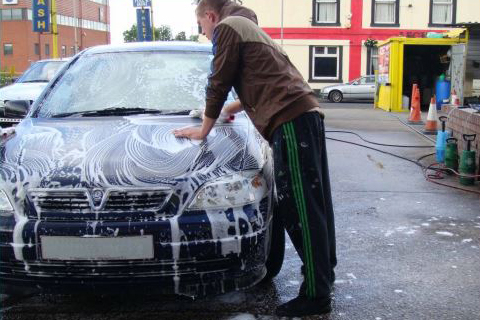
[271,111,336,299]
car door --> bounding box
[345,78,360,99]
[363,76,376,100]
[355,76,376,99]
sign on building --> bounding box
[32,0,50,33]
[133,0,152,7]
[136,8,152,42]
[2,0,19,5]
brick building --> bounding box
[0,0,110,73]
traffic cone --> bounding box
[423,96,438,135]
[408,84,423,124]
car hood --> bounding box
[0,114,264,199]
[0,82,48,102]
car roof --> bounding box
[84,41,212,55]
[33,58,70,63]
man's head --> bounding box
[196,0,229,40]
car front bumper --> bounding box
[0,199,272,297]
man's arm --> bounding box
[173,24,242,140]
[223,99,243,114]
[173,100,243,139]
[173,115,216,140]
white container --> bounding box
[402,95,410,110]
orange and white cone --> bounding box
[408,84,423,124]
[423,96,438,135]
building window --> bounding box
[4,44,13,55]
[71,46,76,55]
[45,44,50,56]
[430,0,456,26]
[11,8,22,20]
[367,47,379,75]
[1,9,12,20]
[61,45,67,57]
[34,43,40,56]
[371,0,399,26]
[312,0,340,26]
[309,46,343,82]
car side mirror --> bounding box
[5,100,30,118]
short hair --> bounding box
[196,0,230,16]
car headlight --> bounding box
[188,171,268,210]
[0,190,14,217]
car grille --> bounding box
[27,188,173,221]
[0,257,237,279]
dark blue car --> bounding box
[0,42,284,297]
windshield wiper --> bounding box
[159,110,191,115]
[50,107,186,118]
[21,80,49,83]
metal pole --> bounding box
[281,0,284,47]
[151,0,155,41]
[51,0,59,58]
[73,0,78,53]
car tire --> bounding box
[263,208,285,280]
[329,90,343,103]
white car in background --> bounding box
[0,59,68,105]
[321,75,376,103]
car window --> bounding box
[35,51,235,117]
[19,61,66,83]
[366,76,375,84]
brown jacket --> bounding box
[204,8,321,142]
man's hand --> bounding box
[173,126,206,140]
[173,114,217,140]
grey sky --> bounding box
[110,0,199,44]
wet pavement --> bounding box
[1,103,479,319]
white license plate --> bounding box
[40,235,154,260]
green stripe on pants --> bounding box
[284,122,317,298]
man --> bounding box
[173,0,336,316]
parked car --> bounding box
[0,59,68,104]
[321,75,376,102]
[0,59,68,128]
[0,42,284,297]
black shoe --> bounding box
[275,296,332,317]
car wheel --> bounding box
[263,207,285,280]
[329,91,343,103]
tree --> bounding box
[123,24,138,43]
[123,24,173,42]
[155,25,173,41]
[189,35,199,42]
[175,31,187,41]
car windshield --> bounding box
[35,51,233,117]
[18,61,66,83]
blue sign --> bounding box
[136,8,153,42]
[133,0,151,7]
[32,0,50,32]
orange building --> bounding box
[0,0,110,73]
